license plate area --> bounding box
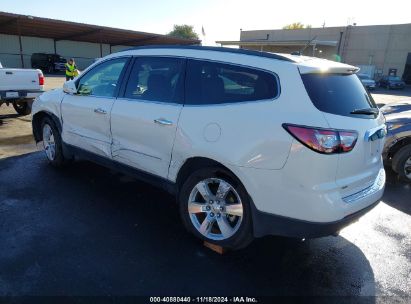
[6,91,19,98]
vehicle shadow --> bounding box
[0,153,376,297]
[382,167,411,215]
[0,113,23,120]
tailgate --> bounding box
[0,69,40,91]
[301,72,386,196]
[323,112,385,196]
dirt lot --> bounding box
[0,76,65,158]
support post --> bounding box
[53,39,57,54]
[99,30,103,58]
[337,31,344,55]
[17,19,24,68]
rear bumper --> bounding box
[249,168,385,238]
[388,84,405,89]
[0,90,44,101]
[251,199,380,238]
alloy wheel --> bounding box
[188,178,243,241]
[42,124,56,161]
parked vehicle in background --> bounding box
[378,75,406,89]
[0,61,44,115]
[381,101,411,182]
[31,53,67,74]
[31,46,386,249]
[358,74,376,90]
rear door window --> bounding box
[301,73,377,118]
[185,59,279,105]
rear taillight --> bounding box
[38,72,44,86]
[283,124,358,154]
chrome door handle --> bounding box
[94,108,107,114]
[154,118,173,126]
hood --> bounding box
[381,101,411,115]
[382,101,411,132]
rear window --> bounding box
[301,73,377,118]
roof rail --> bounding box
[118,45,295,62]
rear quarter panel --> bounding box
[168,54,331,182]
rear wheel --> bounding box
[41,117,66,167]
[12,100,31,115]
[392,144,411,182]
[179,167,253,249]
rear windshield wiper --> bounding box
[350,108,379,116]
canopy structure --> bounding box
[216,39,338,57]
[216,40,338,47]
[0,11,200,67]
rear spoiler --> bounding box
[297,58,360,74]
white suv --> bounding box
[32,46,386,249]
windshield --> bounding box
[301,73,377,118]
[388,76,401,81]
[358,75,369,80]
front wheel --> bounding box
[179,167,253,249]
[41,117,66,167]
[12,100,31,115]
[392,145,411,182]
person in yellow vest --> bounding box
[65,58,78,81]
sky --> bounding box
[1,0,411,45]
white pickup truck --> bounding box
[0,61,44,115]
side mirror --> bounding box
[63,80,77,94]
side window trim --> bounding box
[74,56,131,98]
[117,56,136,99]
[184,58,281,106]
[118,56,187,105]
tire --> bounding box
[41,117,66,167]
[392,144,411,182]
[179,167,253,249]
[12,100,32,115]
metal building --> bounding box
[217,24,411,82]
[0,11,199,70]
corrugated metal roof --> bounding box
[0,11,200,46]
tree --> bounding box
[168,25,199,40]
[282,22,311,30]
